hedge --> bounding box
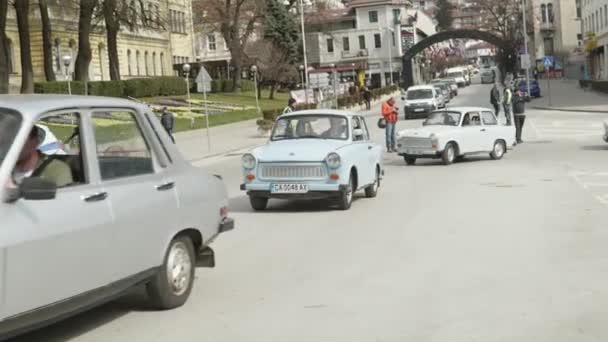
[591,80,608,93]
[34,76,186,98]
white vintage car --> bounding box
[240,110,383,210]
[396,107,516,165]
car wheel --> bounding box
[249,196,268,211]
[337,173,354,210]
[147,235,196,310]
[404,156,416,165]
[442,143,456,165]
[365,167,380,198]
[490,140,506,160]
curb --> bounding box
[531,106,608,114]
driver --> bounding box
[321,117,347,139]
[10,126,73,188]
[462,114,471,126]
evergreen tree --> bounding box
[435,0,453,32]
[263,0,300,64]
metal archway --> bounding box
[402,29,516,88]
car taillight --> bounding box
[220,206,228,218]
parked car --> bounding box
[514,78,541,98]
[480,69,495,84]
[433,85,447,108]
[0,95,234,339]
[402,85,439,119]
[430,81,452,101]
[395,107,516,165]
[445,68,467,87]
[440,78,459,97]
[240,110,383,211]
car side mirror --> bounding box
[20,177,57,200]
[353,128,364,139]
[401,96,405,101]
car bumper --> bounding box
[196,217,235,268]
[404,107,433,118]
[242,183,348,200]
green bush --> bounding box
[241,80,255,92]
[34,81,85,95]
[222,80,235,92]
[88,80,125,97]
[35,76,185,98]
[158,77,186,96]
[211,80,222,93]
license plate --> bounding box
[271,183,309,194]
[406,149,423,155]
[414,108,425,112]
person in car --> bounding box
[321,117,347,139]
[11,126,73,188]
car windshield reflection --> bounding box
[0,111,22,167]
[423,111,461,126]
[271,115,349,141]
[407,90,433,100]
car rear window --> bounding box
[0,110,22,168]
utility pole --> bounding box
[521,0,531,98]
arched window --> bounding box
[541,4,547,23]
[547,3,553,23]
[145,51,149,75]
[160,52,165,75]
[53,38,61,72]
[127,50,132,75]
[7,39,13,74]
[152,52,157,75]
[136,50,140,75]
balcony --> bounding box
[341,49,369,59]
[540,22,555,31]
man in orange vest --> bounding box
[382,97,399,152]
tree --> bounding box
[435,0,453,31]
[74,0,97,82]
[0,0,10,93]
[263,0,299,63]
[246,39,297,99]
[14,0,34,93]
[194,0,264,92]
[39,0,56,81]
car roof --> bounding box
[0,94,147,119]
[408,85,435,90]
[437,106,494,113]
[279,109,359,118]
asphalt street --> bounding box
[12,81,608,342]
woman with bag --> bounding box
[381,97,399,153]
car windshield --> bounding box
[271,115,349,141]
[447,71,463,78]
[423,111,461,126]
[0,111,22,167]
[407,89,433,100]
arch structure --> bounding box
[402,29,516,88]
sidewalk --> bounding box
[175,92,398,162]
[530,79,608,113]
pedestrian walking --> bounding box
[502,84,513,126]
[513,90,526,144]
[490,83,501,116]
[160,107,175,143]
[283,98,297,114]
[362,85,372,110]
[381,97,399,153]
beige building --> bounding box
[4,0,195,92]
[582,0,608,80]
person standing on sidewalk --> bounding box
[513,90,526,144]
[490,83,501,116]
[283,98,297,114]
[381,97,399,153]
[502,84,513,126]
[160,107,175,143]
[362,86,372,110]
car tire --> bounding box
[365,167,380,198]
[404,156,416,165]
[147,235,196,310]
[490,140,506,160]
[249,196,268,211]
[442,143,456,165]
[337,173,354,210]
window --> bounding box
[32,113,86,188]
[359,116,370,140]
[155,4,160,26]
[374,33,381,48]
[351,116,363,141]
[160,52,165,75]
[327,38,334,53]
[92,111,154,180]
[481,111,497,125]
[547,3,553,23]
[208,34,216,50]
[541,4,547,23]
[543,37,554,55]
[145,51,149,76]
[392,31,395,46]
[53,39,61,72]
[369,10,378,23]
[578,33,583,40]
[152,52,157,75]
[343,37,350,51]
[358,35,366,50]
[127,50,132,75]
[605,5,608,28]
[393,9,401,24]
[7,39,13,74]
[136,50,140,75]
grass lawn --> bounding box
[140,89,290,111]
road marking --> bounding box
[569,171,608,205]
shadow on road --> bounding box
[229,194,363,213]
[8,287,153,342]
[581,145,608,151]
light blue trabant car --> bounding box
[0,95,234,339]
[240,110,384,210]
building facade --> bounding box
[582,0,608,79]
[4,0,195,92]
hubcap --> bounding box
[494,142,504,156]
[447,146,455,161]
[166,241,192,296]
[346,177,353,203]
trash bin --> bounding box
[513,93,526,114]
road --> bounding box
[13,82,608,342]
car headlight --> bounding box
[325,152,341,169]
[241,153,256,169]
[430,134,439,149]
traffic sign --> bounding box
[520,54,531,69]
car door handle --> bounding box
[368,146,373,150]
[480,128,486,132]
[83,192,108,202]
[156,181,175,191]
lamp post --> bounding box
[197,56,211,152]
[284,0,312,103]
[386,26,394,85]
[330,63,338,109]
[299,64,305,89]
[62,55,72,95]
[251,65,261,116]
[183,63,193,128]
[520,0,531,100]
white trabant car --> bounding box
[396,107,516,165]
[240,110,383,210]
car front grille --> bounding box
[398,137,432,149]
[259,163,327,180]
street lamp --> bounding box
[196,56,211,152]
[299,64,305,88]
[386,26,395,85]
[329,63,338,109]
[182,63,194,128]
[251,65,261,116]
[284,0,312,103]
[62,55,72,95]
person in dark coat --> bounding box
[490,83,501,116]
[362,85,372,110]
[160,107,175,143]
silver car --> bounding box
[0,95,234,339]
